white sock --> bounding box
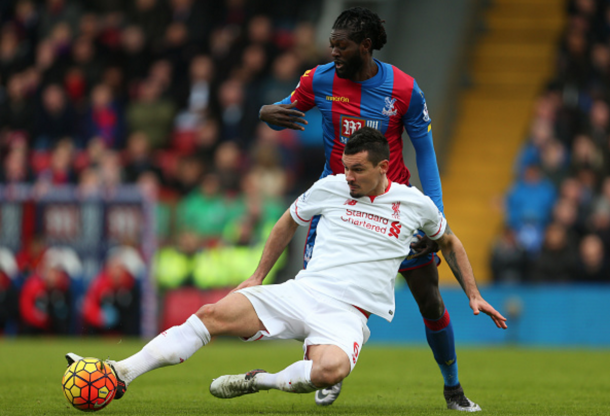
[255,360,317,393]
[116,315,211,385]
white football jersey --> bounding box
[289,174,446,322]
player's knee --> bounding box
[195,303,214,320]
[195,304,223,334]
[311,355,350,387]
[418,294,444,320]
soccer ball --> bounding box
[62,357,117,412]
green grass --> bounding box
[1,338,609,416]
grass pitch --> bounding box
[0,337,608,416]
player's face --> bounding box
[342,151,388,198]
[329,29,364,79]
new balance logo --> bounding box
[388,221,401,238]
[344,199,357,206]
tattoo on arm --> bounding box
[444,224,454,236]
[444,248,466,292]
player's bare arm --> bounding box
[259,101,308,131]
[233,209,299,291]
[436,224,508,329]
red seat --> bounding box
[160,287,203,331]
[159,287,232,331]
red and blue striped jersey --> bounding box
[269,59,443,212]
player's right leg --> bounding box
[402,259,480,412]
[66,292,264,400]
[211,282,360,400]
[210,342,351,398]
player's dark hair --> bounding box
[332,7,387,52]
[344,127,389,166]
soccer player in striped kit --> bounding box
[259,7,491,411]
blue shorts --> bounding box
[303,215,441,272]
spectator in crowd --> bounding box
[585,99,610,148]
[174,54,214,132]
[0,145,34,184]
[0,73,35,139]
[539,138,569,188]
[175,172,229,244]
[490,226,528,284]
[169,154,204,196]
[127,0,170,52]
[214,140,243,194]
[0,24,29,82]
[576,234,609,282]
[222,171,285,246]
[259,52,302,113]
[530,222,578,282]
[154,229,201,290]
[505,164,557,253]
[217,77,247,143]
[70,36,103,93]
[571,134,604,176]
[96,149,124,189]
[248,143,288,198]
[19,247,81,334]
[159,21,193,82]
[12,0,40,51]
[126,78,175,149]
[82,83,125,149]
[82,246,144,335]
[123,131,160,183]
[117,25,152,88]
[0,248,20,334]
[193,118,220,167]
[35,38,66,87]
[38,0,82,39]
[35,138,77,185]
[33,83,77,149]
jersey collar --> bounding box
[368,180,392,203]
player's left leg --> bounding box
[402,261,480,411]
[210,344,350,398]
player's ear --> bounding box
[361,38,372,54]
[378,159,389,173]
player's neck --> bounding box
[368,176,389,198]
[351,58,378,82]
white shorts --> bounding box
[237,279,371,372]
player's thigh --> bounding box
[196,292,265,338]
[401,261,445,319]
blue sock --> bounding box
[424,309,459,387]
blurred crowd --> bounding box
[0,244,145,335]
[492,0,610,283]
[0,0,327,335]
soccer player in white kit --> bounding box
[66,127,506,403]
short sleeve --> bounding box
[418,195,447,240]
[276,67,317,112]
[289,180,327,225]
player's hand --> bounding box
[409,235,440,258]
[469,296,508,329]
[259,101,308,131]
